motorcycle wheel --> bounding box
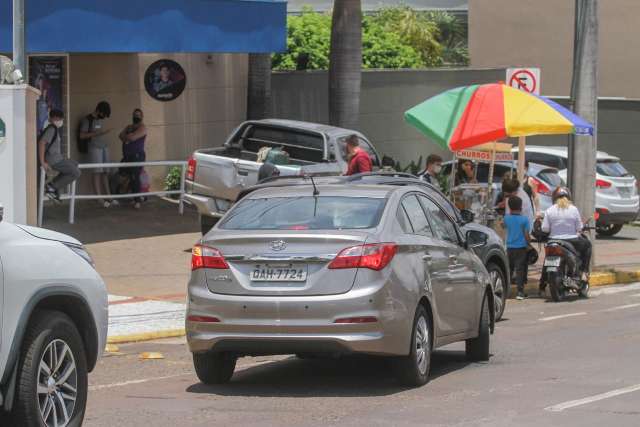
[548,272,564,302]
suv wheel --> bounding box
[596,224,623,237]
[193,352,237,384]
[13,310,88,427]
[487,263,507,321]
[393,306,432,387]
[465,295,490,362]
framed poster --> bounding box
[144,59,187,102]
[29,55,69,155]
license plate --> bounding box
[544,257,561,267]
[251,265,308,282]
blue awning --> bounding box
[0,0,287,53]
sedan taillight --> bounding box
[191,244,229,270]
[187,155,197,181]
[328,243,397,271]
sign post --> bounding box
[506,68,541,95]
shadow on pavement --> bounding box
[40,198,200,244]
[186,350,472,398]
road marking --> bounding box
[603,303,640,312]
[539,312,587,322]
[545,383,640,412]
[590,283,640,297]
[89,360,277,391]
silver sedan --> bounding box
[186,184,495,386]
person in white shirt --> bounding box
[541,187,592,271]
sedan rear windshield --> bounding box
[219,196,387,230]
[597,160,630,177]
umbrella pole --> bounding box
[449,154,457,198]
[517,136,526,182]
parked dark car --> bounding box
[237,172,511,321]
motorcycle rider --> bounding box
[541,187,592,279]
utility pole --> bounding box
[569,0,598,249]
[13,0,26,76]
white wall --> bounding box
[0,85,38,225]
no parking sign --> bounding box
[507,68,541,95]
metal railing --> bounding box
[38,160,188,226]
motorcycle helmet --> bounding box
[552,186,572,204]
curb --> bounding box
[509,269,640,298]
[107,328,186,345]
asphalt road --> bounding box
[84,282,640,427]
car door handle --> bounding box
[422,254,432,263]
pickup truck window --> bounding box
[338,136,380,167]
[239,125,325,163]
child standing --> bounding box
[503,196,531,300]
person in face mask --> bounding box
[118,109,147,209]
[419,154,443,190]
[38,109,81,203]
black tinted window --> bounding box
[397,206,414,233]
[537,169,565,187]
[419,196,459,244]
[597,160,630,177]
[242,126,325,163]
[220,196,386,230]
[401,195,433,237]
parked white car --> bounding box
[514,146,640,236]
[0,206,108,427]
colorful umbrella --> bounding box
[404,83,593,151]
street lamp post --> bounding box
[13,0,26,75]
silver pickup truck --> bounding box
[184,119,381,234]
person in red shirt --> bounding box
[344,135,373,176]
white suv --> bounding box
[515,146,640,236]
[0,206,108,426]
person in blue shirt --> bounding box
[503,196,531,300]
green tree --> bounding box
[272,9,332,71]
[362,19,424,69]
[427,11,469,65]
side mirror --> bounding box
[466,230,488,249]
[460,209,475,224]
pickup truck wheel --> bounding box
[13,310,88,427]
[193,352,236,384]
[200,216,219,235]
[465,295,490,362]
[393,306,431,387]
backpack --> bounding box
[76,114,95,154]
[38,124,58,161]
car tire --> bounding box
[193,352,237,384]
[200,215,219,236]
[13,310,88,427]
[487,263,507,321]
[393,306,432,387]
[549,272,564,302]
[596,224,623,237]
[465,295,490,362]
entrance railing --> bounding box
[38,160,188,226]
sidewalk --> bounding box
[43,201,640,343]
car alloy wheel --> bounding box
[37,339,78,427]
[415,316,429,375]
[487,263,506,321]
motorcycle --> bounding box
[535,218,593,302]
